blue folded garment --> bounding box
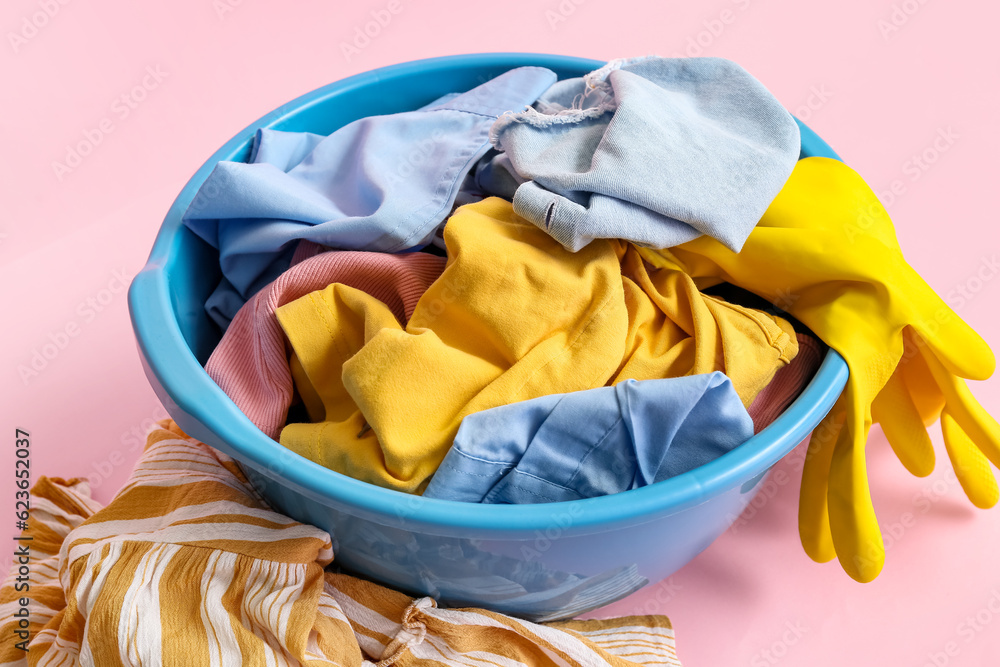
[423,372,754,504]
[476,56,801,253]
[183,67,557,329]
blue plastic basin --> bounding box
[128,53,849,622]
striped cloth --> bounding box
[0,421,681,666]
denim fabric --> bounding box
[477,56,800,253]
[422,372,753,504]
[183,67,556,329]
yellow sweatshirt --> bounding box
[276,197,798,493]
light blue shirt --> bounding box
[423,372,754,504]
[476,56,801,253]
[183,67,557,329]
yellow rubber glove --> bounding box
[920,340,1000,507]
[639,157,997,582]
[873,327,1000,507]
[871,365,936,478]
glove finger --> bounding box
[899,327,946,425]
[828,392,884,583]
[942,409,1000,509]
[909,315,995,383]
[872,369,935,477]
[799,403,844,564]
[923,350,1000,469]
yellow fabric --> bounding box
[0,422,682,666]
[640,157,999,582]
[276,196,798,493]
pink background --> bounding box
[2,0,999,664]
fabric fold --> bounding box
[275,197,798,493]
[183,66,558,328]
[0,421,681,666]
[479,56,800,253]
[423,372,755,504]
[205,249,446,439]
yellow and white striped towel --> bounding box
[0,421,681,666]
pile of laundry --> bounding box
[181,56,998,583]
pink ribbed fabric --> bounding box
[289,239,329,266]
[206,250,447,439]
[747,333,823,433]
